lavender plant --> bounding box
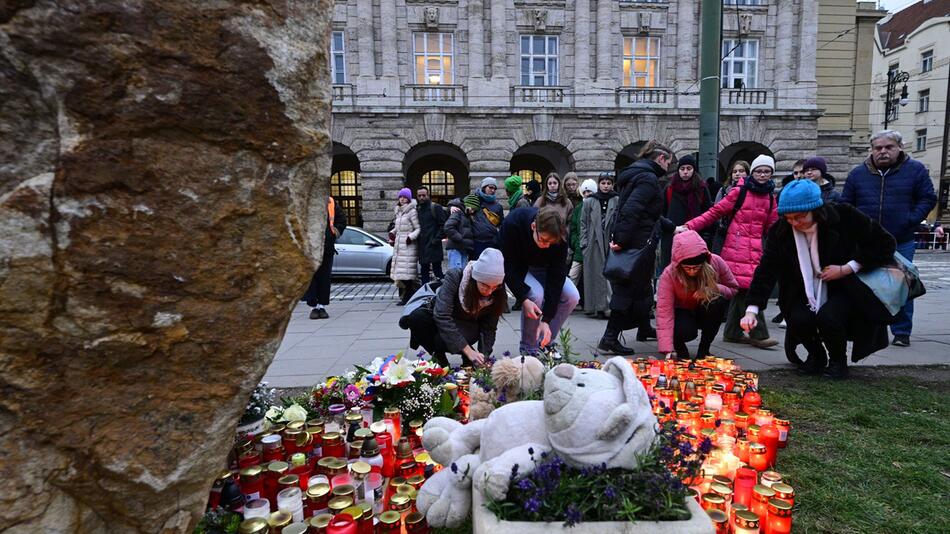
[485,420,711,526]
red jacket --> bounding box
[657,231,739,353]
[685,178,777,288]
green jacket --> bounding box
[570,202,584,262]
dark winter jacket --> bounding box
[840,153,936,244]
[433,267,505,355]
[469,195,505,244]
[324,198,348,257]
[747,203,896,361]
[609,159,668,312]
[497,207,570,323]
[416,200,446,264]
[443,199,473,253]
[819,174,841,204]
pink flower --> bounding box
[344,384,362,402]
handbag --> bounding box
[398,280,443,326]
[603,222,660,283]
[854,251,926,319]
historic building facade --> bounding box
[328,0,825,231]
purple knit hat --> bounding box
[398,188,412,200]
[802,157,827,176]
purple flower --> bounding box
[450,462,458,474]
[565,504,582,526]
[699,437,713,455]
[503,350,512,357]
[524,497,542,514]
[604,486,617,499]
[517,478,533,491]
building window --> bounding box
[331,170,362,226]
[331,31,346,84]
[721,39,759,89]
[723,0,762,4]
[515,170,543,194]
[916,129,928,152]
[414,33,454,85]
[520,35,559,86]
[623,37,660,87]
[921,50,933,73]
[919,89,930,113]
[421,170,455,205]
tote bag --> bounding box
[855,251,925,317]
[603,223,660,283]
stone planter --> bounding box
[472,489,714,534]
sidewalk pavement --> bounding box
[265,254,950,387]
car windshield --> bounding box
[339,228,377,245]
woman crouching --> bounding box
[657,230,739,360]
[740,180,896,379]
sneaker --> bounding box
[748,337,779,349]
[892,335,910,347]
[779,320,787,329]
[317,308,329,319]
[309,308,321,320]
[597,339,636,356]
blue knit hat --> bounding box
[778,179,823,215]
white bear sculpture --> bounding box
[417,357,658,528]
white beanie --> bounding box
[471,248,505,286]
[480,177,498,191]
[580,179,597,195]
[750,155,775,173]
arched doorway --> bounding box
[614,141,646,172]
[403,142,470,206]
[331,142,363,227]
[509,141,575,184]
[718,141,773,182]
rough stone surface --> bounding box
[0,1,331,531]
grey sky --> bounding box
[874,0,919,13]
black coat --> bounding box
[443,200,473,252]
[747,203,896,360]
[324,200,348,257]
[416,201,446,263]
[433,268,505,354]
[609,159,666,312]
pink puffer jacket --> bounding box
[685,178,777,288]
[657,231,739,353]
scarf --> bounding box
[793,225,827,312]
[671,178,703,218]
[744,177,776,196]
[477,189,496,203]
[508,189,524,209]
[459,262,494,314]
[545,191,559,202]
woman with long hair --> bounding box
[534,172,574,232]
[661,154,712,270]
[598,140,673,355]
[657,231,739,360]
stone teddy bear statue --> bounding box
[469,355,545,421]
[417,357,657,528]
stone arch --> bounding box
[509,141,575,183]
[331,142,363,227]
[403,141,470,205]
[718,141,774,180]
[614,141,647,172]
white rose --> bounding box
[281,404,309,423]
[265,406,282,421]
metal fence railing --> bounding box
[915,231,948,250]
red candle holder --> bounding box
[767,497,793,534]
[775,418,791,448]
[759,425,780,468]
[748,443,768,472]
[751,484,776,522]
[732,467,756,508]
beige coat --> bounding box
[391,200,421,282]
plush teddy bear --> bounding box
[469,356,545,421]
[417,356,657,528]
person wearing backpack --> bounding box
[677,154,779,348]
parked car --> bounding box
[331,226,393,277]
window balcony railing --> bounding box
[402,84,465,106]
[616,87,673,107]
[511,85,571,106]
[722,88,773,109]
[332,84,354,106]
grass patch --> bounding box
[435,366,950,533]
[759,366,950,534]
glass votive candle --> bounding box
[747,424,761,444]
[760,471,783,488]
[736,437,751,463]
[749,443,768,472]
[332,473,354,488]
[707,509,729,534]
[759,425,780,468]
[328,495,354,517]
[734,509,760,534]
[243,498,271,519]
[710,482,733,511]
[326,512,358,534]
[384,407,402,443]
[733,467,757,508]
[775,418,791,448]
[365,472,385,512]
[767,497,793,534]
[751,484,776,521]
[754,409,773,428]
[701,492,726,512]
[772,483,795,506]
[730,502,749,527]
[305,483,331,517]
[705,392,723,412]
[735,412,750,434]
[277,486,304,523]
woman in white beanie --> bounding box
[675,154,780,348]
[400,248,507,367]
[568,179,598,295]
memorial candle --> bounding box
[749,443,768,472]
[759,425,780,468]
[772,483,795,507]
[733,467,757,508]
[733,509,760,534]
[775,419,791,448]
[751,485,776,522]
[325,513,357,534]
[767,497,793,534]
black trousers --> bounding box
[783,290,852,365]
[673,298,729,359]
[400,305,475,368]
[303,250,335,307]
[420,262,444,285]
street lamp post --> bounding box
[884,69,910,130]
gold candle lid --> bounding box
[710,482,733,497]
[396,484,414,496]
[768,497,793,517]
[734,510,759,528]
[267,461,289,474]
[240,465,263,478]
[306,483,331,499]
[328,495,354,512]
[707,509,728,524]
[358,501,373,518]
[772,482,794,497]
[354,428,374,440]
[332,484,355,497]
[390,494,411,510]
[350,461,371,475]
[268,510,292,528]
[408,474,425,486]
[282,524,308,534]
[753,484,776,498]
[342,505,364,521]
[238,518,269,534]
[346,412,364,422]
[309,514,333,528]
[378,511,401,525]
[384,407,401,416]
[389,476,407,488]
[701,493,725,505]
[406,511,426,525]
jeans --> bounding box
[519,268,580,354]
[446,249,467,270]
[420,261,444,285]
[891,241,916,336]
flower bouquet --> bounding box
[353,353,457,423]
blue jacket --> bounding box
[840,153,936,244]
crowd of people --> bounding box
[308,129,936,380]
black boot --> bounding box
[636,316,657,342]
[824,357,849,380]
[598,324,635,356]
[797,335,827,376]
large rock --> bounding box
[0,1,332,531]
